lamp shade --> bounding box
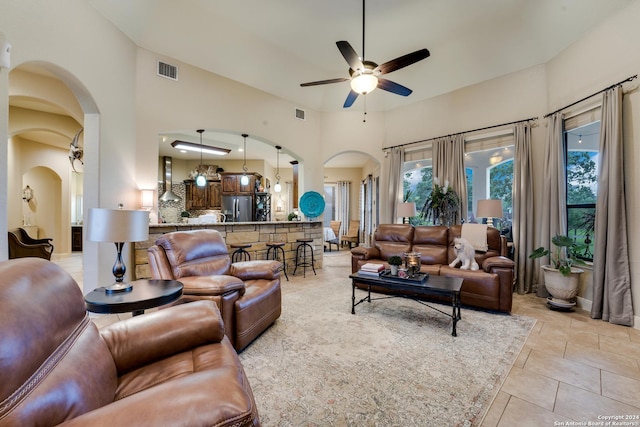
[141,189,154,209]
[476,199,503,219]
[87,208,149,243]
[397,202,417,218]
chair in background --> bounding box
[325,220,341,252]
[8,227,54,260]
[341,220,360,249]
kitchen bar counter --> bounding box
[134,221,323,279]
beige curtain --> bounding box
[591,86,633,326]
[336,181,350,236]
[432,134,468,223]
[387,147,405,223]
[513,122,535,294]
[536,113,567,297]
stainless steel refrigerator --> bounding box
[222,195,253,222]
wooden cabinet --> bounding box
[221,173,260,195]
[208,181,221,209]
[184,180,221,210]
[71,226,83,252]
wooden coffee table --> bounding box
[84,279,183,316]
[349,272,463,336]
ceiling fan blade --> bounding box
[375,48,430,75]
[336,41,364,71]
[343,90,359,108]
[377,78,413,96]
[301,77,350,87]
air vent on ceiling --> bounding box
[157,61,178,81]
[295,108,306,121]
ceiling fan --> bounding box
[300,0,430,108]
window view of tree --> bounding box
[403,167,432,225]
[489,160,513,214]
[565,121,600,261]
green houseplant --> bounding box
[387,256,403,275]
[529,235,585,306]
[420,178,460,226]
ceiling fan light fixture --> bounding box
[350,73,378,94]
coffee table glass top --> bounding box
[350,272,462,293]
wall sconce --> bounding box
[22,185,34,202]
[477,199,503,228]
[141,189,154,210]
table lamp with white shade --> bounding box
[87,208,149,293]
[476,199,503,228]
[397,202,417,224]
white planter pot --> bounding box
[390,265,398,276]
[542,265,583,304]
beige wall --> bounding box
[1,0,640,323]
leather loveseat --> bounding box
[0,258,260,426]
[148,229,282,352]
[351,224,514,312]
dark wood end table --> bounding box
[84,279,183,316]
[349,272,463,336]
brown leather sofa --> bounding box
[0,258,260,426]
[148,229,282,352]
[351,224,514,312]
[8,227,54,260]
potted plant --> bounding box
[387,256,403,276]
[529,235,585,307]
[420,178,460,226]
[180,211,190,223]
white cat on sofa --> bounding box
[449,237,479,270]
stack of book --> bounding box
[358,263,385,277]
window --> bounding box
[565,121,599,261]
[323,184,336,227]
[403,159,432,225]
[465,141,514,232]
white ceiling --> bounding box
[88,0,632,113]
[12,1,634,169]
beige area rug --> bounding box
[239,274,536,427]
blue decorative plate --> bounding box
[299,191,325,218]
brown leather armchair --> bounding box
[147,229,282,352]
[0,258,260,426]
[8,227,54,260]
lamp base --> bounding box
[105,282,133,294]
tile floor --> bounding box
[52,251,640,424]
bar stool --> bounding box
[293,238,316,277]
[230,243,252,262]
[266,241,289,281]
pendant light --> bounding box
[240,133,249,185]
[274,145,282,193]
[196,129,206,187]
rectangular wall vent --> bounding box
[157,61,178,81]
[295,108,306,121]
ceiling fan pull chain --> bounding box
[363,96,367,123]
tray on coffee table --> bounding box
[380,270,429,284]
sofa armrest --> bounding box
[351,246,380,260]
[100,300,225,375]
[231,260,281,281]
[482,256,514,273]
[179,274,246,296]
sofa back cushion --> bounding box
[373,224,414,260]
[155,230,232,278]
[412,226,450,265]
[448,225,503,265]
[0,258,116,425]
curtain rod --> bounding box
[382,116,538,151]
[543,75,637,118]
